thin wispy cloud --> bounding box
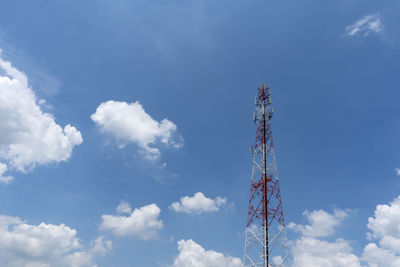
[345,13,383,37]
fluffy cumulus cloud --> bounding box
[289,196,400,266]
[345,13,383,37]
[288,209,348,238]
[291,237,362,267]
[0,53,82,183]
[289,209,361,267]
[361,196,400,266]
[91,100,183,160]
[0,215,111,267]
[100,203,163,239]
[170,192,227,214]
[173,239,243,267]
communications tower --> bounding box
[244,83,288,267]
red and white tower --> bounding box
[244,83,288,267]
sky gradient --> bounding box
[0,0,400,266]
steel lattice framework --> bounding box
[244,83,288,267]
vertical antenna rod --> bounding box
[244,83,288,267]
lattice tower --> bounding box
[243,83,288,267]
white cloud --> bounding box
[362,243,400,267]
[91,100,183,160]
[0,214,109,267]
[173,239,243,267]
[0,53,82,183]
[170,192,227,214]
[0,162,13,184]
[345,13,383,37]
[289,196,400,266]
[288,209,348,238]
[100,203,163,239]
[289,209,361,267]
[116,201,132,214]
[292,237,362,267]
[60,252,93,267]
[90,236,112,257]
[367,196,400,243]
[395,168,400,176]
[361,196,400,265]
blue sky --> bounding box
[0,0,400,266]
